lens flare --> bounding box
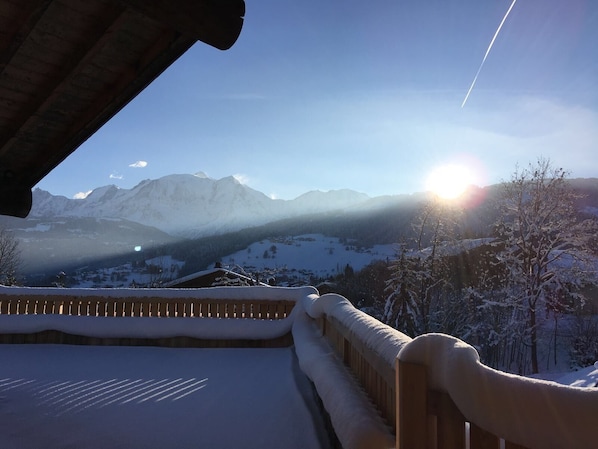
[426,164,474,199]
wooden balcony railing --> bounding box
[310,295,598,449]
[319,313,399,434]
[396,333,598,449]
[0,285,301,348]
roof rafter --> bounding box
[0,0,53,73]
[0,3,128,157]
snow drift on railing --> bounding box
[301,292,412,365]
[292,311,394,449]
[0,314,294,340]
[399,333,598,449]
[0,285,317,300]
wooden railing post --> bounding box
[470,423,500,448]
[434,391,465,449]
[396,359,428,449]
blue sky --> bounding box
[36,0,598,200]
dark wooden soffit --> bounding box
[0,0,245,217]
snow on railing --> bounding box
[295,293,410,449]
[398,334,598,449]
[299,294,598,449]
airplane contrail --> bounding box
[461,0,518,108]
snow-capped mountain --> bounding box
[288,189,370,214]
[30,173,372,237]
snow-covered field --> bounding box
[0,345,332,449]
[69,255,185,288]
[64,234,396,288]
[222,234,396,281]
[533,362,598,388]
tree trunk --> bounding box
[530,307,539,374]
[553,314,558,367]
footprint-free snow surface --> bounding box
[0,344,333,449]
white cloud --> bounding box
[109,172,123,180]
[73,190,92,199]
[129,160,148,168]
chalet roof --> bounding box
[0,0,245,217]
[164,267,266,288]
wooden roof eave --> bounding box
[0,0,245,218]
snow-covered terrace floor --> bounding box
[0,344,332,449]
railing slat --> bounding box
[115,300,124,317]
[435,391,465,449]
[8,299,18,314]
[106,299,116,317]
[192,300,199,317]
[470,423,500,449]
[397,360,428,449]
[17,299,28,314]
[159,300,167,317]
[132,301,141,317]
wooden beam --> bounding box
[0,3,127,155]
[0,0,53,73]
[115,0,245,50]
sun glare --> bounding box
[425,164,473,200]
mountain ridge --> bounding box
[29,173,380,237]
[7,175,598,280]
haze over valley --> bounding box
[2,173,597,286]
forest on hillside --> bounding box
[334,160,598,375]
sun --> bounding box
[425,164,473,200]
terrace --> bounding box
[0,285,596,448]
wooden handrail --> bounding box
[315,305,597,449]
[396,359,530,449]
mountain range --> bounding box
[29,172,376,238]
[3,173,597,280]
